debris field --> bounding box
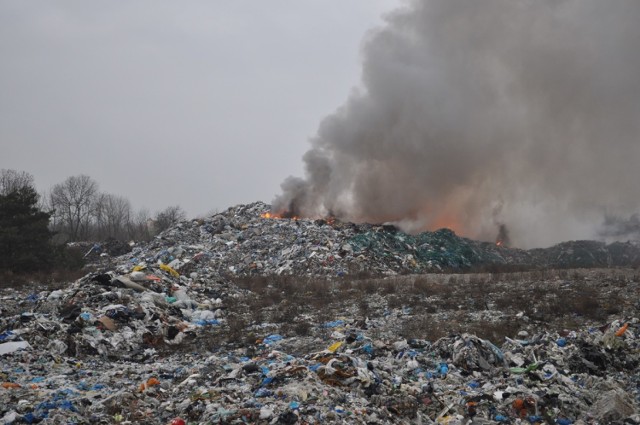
[1,202,639,424]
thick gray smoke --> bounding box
[273,0,640,248]
[599,214,640,241]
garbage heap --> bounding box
[1,271,638,424]
[0,201,639,424]
[94,202,640,277]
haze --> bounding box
[0,1,396,216]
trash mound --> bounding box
[84,202,640,278]
[1,270,639,424]
[1,202,640,423]
[69,239,133,260]
[530,240,640,269]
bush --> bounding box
[53,245,86,271]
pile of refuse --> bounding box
[1,269,639,424]
[1,201,640,423]
[83,202,640,277]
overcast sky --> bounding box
[0,1,398,217]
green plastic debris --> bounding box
[509,363,539,374]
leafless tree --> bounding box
[0,169,34,195]
[94,193,132,240]
[49,175,98,241]
[128,207,153,241]
[154,205,187,233]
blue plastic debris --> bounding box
[254,388,272,398]
[322,320,345,328]
[262,334,283,345]
[22,413,36,424]
[0,331,14,341]
[193,319,220,326]
[484,340,505,361]
[557,338,567,347]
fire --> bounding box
[496,241,503,247]
[429,213,465,235]
[260,211,300,220]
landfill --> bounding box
[1,202,639,424]
[72,202,640,276]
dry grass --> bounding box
[223,268,638,347]
[0,268,88,290]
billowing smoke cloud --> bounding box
[599,214,640,241]
[273,0,640,248]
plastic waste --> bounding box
[160,263,180,277]
[0,341,30,355]
[327,341,343,353]
[615,323,629,336]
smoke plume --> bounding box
[273,0,640,248]
[599,214,640,241]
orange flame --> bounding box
[430,213,464,235]
[260,212,300,220]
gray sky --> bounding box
[0,1,398,217]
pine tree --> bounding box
[0,185,54,272]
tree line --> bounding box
[0,169,187,273]
[42,174,185,243]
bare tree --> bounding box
[128,207,153,241]
[154,205,187,233]
[49,175,98,241]
[0,169,34,195]
[94,193,132,240]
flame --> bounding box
[260,211,300,220]
[496,241,503,247]
[430,213,465,235]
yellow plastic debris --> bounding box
[132,265,146,272]
[327,341,343,353]
[159,263,179,277]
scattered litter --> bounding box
[0,202,638,423]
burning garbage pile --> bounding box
[129,202,640,276]
[46,202,640,281]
